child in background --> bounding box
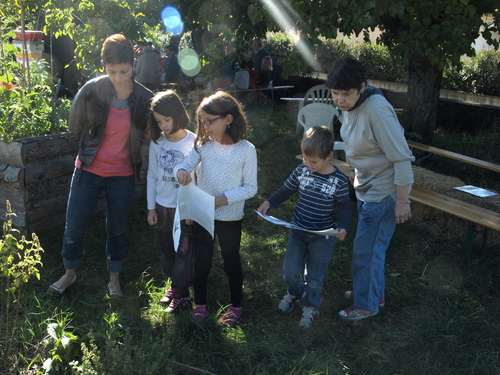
[147,90,196,313]
[257,126,352,327]
[175,91,258,327]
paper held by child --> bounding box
[173,184,215,251]
[254,210,339,236]
[454,185,498,198]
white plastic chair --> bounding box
[298,103,340,135]
[296,84,335,135]
[333,141,349,163]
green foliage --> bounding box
[443,49,500,96]
[0,29,70,142]
[349,42,408,83]
[0,200,44,371]
[42,318,83,375]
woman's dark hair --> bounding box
[149,90,190,143]
[246,59,254,69]
[195,91,249,147]
[326,56,366,92]
[101,34,134,66]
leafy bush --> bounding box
[349,42,408,83]
[0,31,70,142]
[0,201,44,372]
[264,31,308,78]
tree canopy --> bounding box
[285,0,499,140]
[9,0,500,141]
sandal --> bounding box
[47,274,77,296]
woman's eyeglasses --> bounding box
[200,116,221,127]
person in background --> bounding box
[133,44,158,90]
[250,38,270,75]
[147,90,196,314]
[232,60,250,102]
[175,91,258,327]
[325,56,414,321]
[257,55,273,88]
[47,34,153,299]
[246,59,258,89]
[163,44,181,83]
[257,126,351,328]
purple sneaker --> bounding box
[218,306,242,327]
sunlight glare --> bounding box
[259,0,320,71]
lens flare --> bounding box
[178,48,201,77]
[161,6,184,35]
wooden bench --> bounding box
[408,140,500,173]
[296,150,500,271]
[228,85,294,101]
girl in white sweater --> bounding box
[175,91,257,327]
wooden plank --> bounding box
[0,140,24,168]
[25,175,72,201]
[0,164,22,183]
[19,133,78,163]
[228,85,294,93]
[409,185,500,232]
[24,155,75,184]
[408,141,500,173]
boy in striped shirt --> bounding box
[257,126,352,327]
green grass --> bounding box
[4,103,500,374]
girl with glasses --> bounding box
[175,91,258,327]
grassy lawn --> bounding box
[6,101,500,374]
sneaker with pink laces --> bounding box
[160,286,176,305]
[218,306,242,327]
[191,305,208,325]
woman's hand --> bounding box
[215,195,228,209]
[257,201,270,219]
[176,169,192,186]
[147,209,157,225]
[395,201,411,224]
[333,228,347,241]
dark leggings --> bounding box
[192,220,243,307]
[154,204,193,296]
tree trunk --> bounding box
[402,54,443,142]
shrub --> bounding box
[349,42,408,83]
[0,30,70,142]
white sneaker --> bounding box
[278,291,305,313]
[299,306,319,328]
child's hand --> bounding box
[147,209,157,226]
[185,219,193,225]
[333,228,347,241]
[215,195,228,209]
[257,201,270,219]
[177,169,192,185]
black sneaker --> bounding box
[165,297,191,314]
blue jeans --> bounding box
[352,196,396,312]
[62,168,135,273]
[282,229,335,309]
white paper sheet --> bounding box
[254,210,338,236]
[173,184,215,251]
[453,185,498,198]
